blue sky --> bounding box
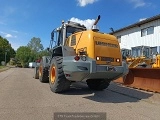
[0,0,160,50]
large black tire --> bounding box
[34,66,39,79]
[87,79,111,90]
[39,60,49,83]
[49,56,70,93]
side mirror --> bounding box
[51,31,54,40]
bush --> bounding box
[1,61,5,66]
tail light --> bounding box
[76,47,88,61]
[74,55,80,61]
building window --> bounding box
[147,26,154,35]
[117,36,121,43]
[141,26,154,37]
[141,28,147,37]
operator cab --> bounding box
[49,21,86,57]
[131,46,151,58]
[121,48,131,60]
[51,21,86,47]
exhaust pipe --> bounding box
[93,15,101,26]
[92,15,101,31]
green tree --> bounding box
[39,49,50,57]
[27,37,44,53]
[27,37,47,62]
[0,36,16,65]
[15,46,31,67]
[15,37,49,67]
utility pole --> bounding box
[3,44,11,66]
[4,51,7,66]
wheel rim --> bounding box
[50,66,56,84]
[39,65,42,77]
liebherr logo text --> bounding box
[95,41,118,48]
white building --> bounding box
[111,14,160,52]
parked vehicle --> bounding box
[29,62,37,68]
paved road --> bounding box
[0,68,160,120]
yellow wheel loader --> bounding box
[121,48,134,64]
[115,46,160,93]
[35,15,129,93]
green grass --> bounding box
[0,66,6,69]
[0,66,9,72]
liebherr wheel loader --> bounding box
[34,15,129,93]
[115,46,160,93]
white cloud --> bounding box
[77,0,98,7]
[139,18,146,21]
[70,17,95,29]
[5,34,13,38]
[130,0,146,8]
[0,31,17,38]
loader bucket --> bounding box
[123,68,160,93]
[114,77,124,84]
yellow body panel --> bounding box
[67,30,121,66]
[152,55,160,68]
